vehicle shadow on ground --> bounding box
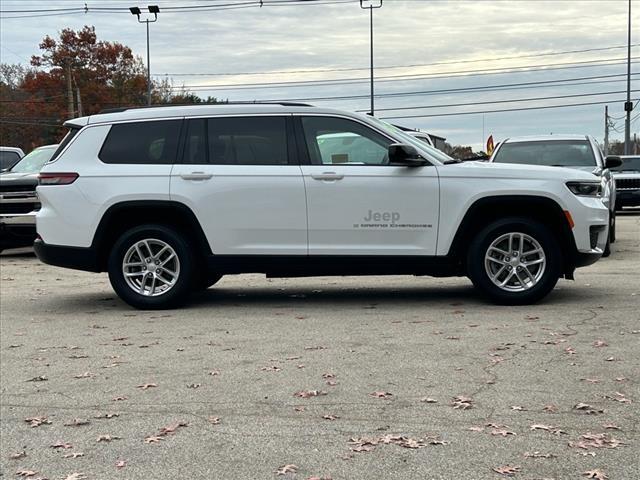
[30,280,599,314]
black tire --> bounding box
[467,217,561,305]
[108,224,195,309]
[603,233,611,257]
[195,273,223,291]
[609,210,616,243]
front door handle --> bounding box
[180,172,213,181]
[311,172,344,181]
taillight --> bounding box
[38,172,79,185]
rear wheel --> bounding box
[467,218,561,305]
[108,224,194,309]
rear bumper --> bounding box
[34,239,100,272]
[0,213,37,249]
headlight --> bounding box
[566,181,602,197]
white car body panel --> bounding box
[170,164,308,255]
[301,164,439,255]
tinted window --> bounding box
[0,151,21,170]
[493,140,596,167]
[100,120,181,164]
[206,117,287,165]
[301,116,391,165]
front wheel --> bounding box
[108,224,195,309]
[467,218,561,305]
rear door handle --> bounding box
[311,172,344,181]
[180,172,213,181]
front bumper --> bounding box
[0,213,37,249]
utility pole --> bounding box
[76,87,83,117]
[624,0,633,154]
[66,62,74,118]
[360,0,382,116]
[130,6,159,105]
[604,106,609,156]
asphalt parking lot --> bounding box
[1,212,638,480]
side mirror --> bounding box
[604,155,622,169]
[388,143,426,167]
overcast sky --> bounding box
[1,0,638,149]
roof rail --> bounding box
[98,101,313,114]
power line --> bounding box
[361,89,640,113]
[154,43,640,77]
[167,58,640,91]
[257,73,640,103]
[379,98,638,120]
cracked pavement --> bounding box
[1,212,639,479]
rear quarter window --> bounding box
[0,151,21,170]
[99,120,182,165]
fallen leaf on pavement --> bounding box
[491,428,516,437]
[26,376,48,382]
[543,404,559,413]
[50,441,72,449]
[16,471,38,477]
[94,413,119,419]
[24,416,51,428]
[186,383,201,389]
[115,460,127,469]
[73,372,94,379]
[294,390,327,398]
[573,403,604,414]
[452,395,473,409]
[421,397,438,403]
[592,340,608,348]
[64,418,90,427]
[63,452,84,459]
[492,465,521,476]
[524,451,555,458]
[322,414,339,421]
[97,435,120,442]
[569,433,624,449]
[64,474,86,480]
[510,405,526,411]
[10,451,27,459]
[369,391,393,399]
[208,417,221,425]
[137,383,157,390]
[144,436,163,444]
[112,396,127,401]
[583,469,608,480]
[276,464,298,475]
[159,421,188,436]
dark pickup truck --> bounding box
[0,145,57,252]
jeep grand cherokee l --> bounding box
[34,104,609,309]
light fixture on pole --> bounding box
[360,0,382,116]
[130,5,159,106]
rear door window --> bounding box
[99,120,182,164]
[182,117,288,165]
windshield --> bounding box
[613,156,640,172]
[493,140,596,167]
[9,146,57,173]
[366,116,454,164]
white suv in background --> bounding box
[489,135,621,255]
[35,104,609,309]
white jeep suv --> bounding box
[35,104,608,309]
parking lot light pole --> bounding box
[130,5,159,105]
[360,0,383,116]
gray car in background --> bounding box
[489,135,621,256]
